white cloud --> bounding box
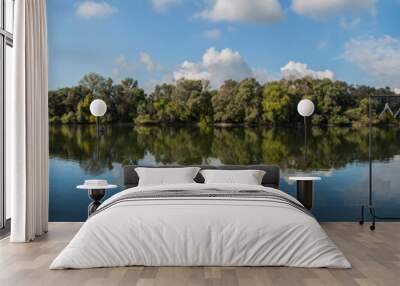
[76,1,117,19]
[112,55,135,79]
[252,68,269,84]
[281,61,335,80]
[139,52,162,71]
[343,35,400,89]
[174,49,333,89]
[202,29,222,39]
[174,47,254,88]
[339,17,361,30]
[174,61,210,81]
[198,0,283,23]
[143,79,164,94]
[291,0,374,20]
[143,72,175,94]
[394,88,400,95]
[151,0,182,13]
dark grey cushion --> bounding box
[123,165,280,189]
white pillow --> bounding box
[200,169,266,185]
[135,167,201,186]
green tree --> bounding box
[236,78,263,124]
[49,72,400,126]
[212,80,240,123]
[262,81,298,124]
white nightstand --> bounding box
[288,177,321,210]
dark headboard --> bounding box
[123,165,280,189]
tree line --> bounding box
[49,73,400,126]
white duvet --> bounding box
[50,183,351,269]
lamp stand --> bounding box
[359,95,376,230]
[359,94,400,230]
[95,117,100,161]
[304,116,308,165]
[96,117,100,137]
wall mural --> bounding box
[47,0,400,222]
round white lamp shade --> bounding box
[90,99,107,117]
[297,99,315,117]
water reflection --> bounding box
[50,124,400,173]
[49,124,400,221]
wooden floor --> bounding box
[0,222,399,286]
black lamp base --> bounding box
[296,181,313,210]
[87,189,105,216]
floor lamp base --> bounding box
[359,204,376,231]
[359,204,400,230]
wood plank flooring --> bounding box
[0,222,399,286]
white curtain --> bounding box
[8,0,49,242]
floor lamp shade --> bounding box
[297,99,315,117]
[90,99,107,117]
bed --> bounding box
[50,165,350,269]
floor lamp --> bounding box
[297,99,315,165]
[359,94,400,230]
[89,99,107,160]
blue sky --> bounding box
[47,0,400,92]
